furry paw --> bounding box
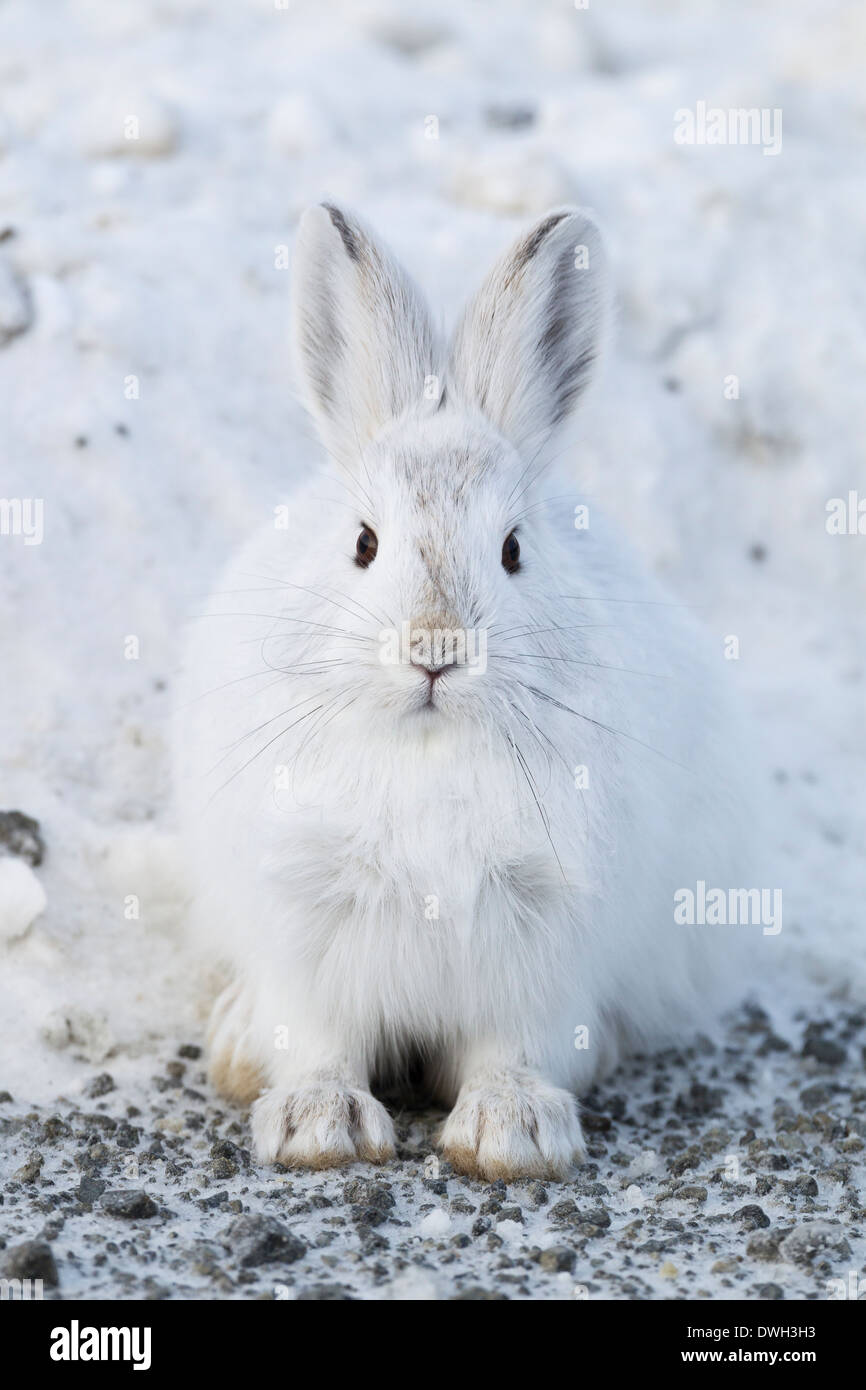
[251,1078,396,1169]
[207,981,264,1105]
[439,1069,584,1181]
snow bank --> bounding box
[0,0,863,1100]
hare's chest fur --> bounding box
[261,744,575,1038]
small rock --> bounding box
[802,1038,846,1066]
[449,1195,475,1216]
[100,1190,158,1220]
[0,264,32,346]
[0,810,44,864]
[779,1222,851,1267]
[537,1245,576,1273]
[746,1232,781,1261]
[548,1198,577,1222]
[735,1205,770,1230]
[77,1176,107,1205]
[799,1084,832,1112]
[211,1155,238,1179]
[13,1151,44,1183]
[581,1111,612,1133]
[84,1073,115,1099]
[496,1205,524,1224]
[225,1214,306,1267]
[669,1146,702,1177]
[785,1174,819,1198]
[2,1240,59,1286]
[675,1082,723,1118]
[342,1178,394,1212]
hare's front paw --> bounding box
[207,980,264,1106]
[439,1068,584,1182]
[251,1077,396,1169]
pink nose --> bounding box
[415,664,445,684]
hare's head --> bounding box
[290,202,607,723]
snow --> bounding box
[0,0,863,1111]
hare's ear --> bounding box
[447,209,607,459]
[292,203,439,467]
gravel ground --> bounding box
[2,997,864,1301]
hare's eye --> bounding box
[502,530,520,573]
[355,527,378,568]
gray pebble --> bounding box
[225,1213,306,1267]
[100,1190,159,1219]
[2,1239,58,1286]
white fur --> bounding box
[174,205,753,1180]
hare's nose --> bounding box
[416,665,445,685]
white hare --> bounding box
[175,204,751,1180]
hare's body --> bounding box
[175,206,750,1178]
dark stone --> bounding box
[0,810,44,866]
[83,1073,115,1099]
[675,1082,724,1118]
[537,1245,576,1272]
[2,1240,58,1286]
[100,1190,158,1219]
[225,1214,306,1267]
[735,1204,770,1230]
[77,1176,106,1206]
[496,1205,524,1224]
[802,1038,846,1066]
[669,1145,702,1177]
[786,1174,819,1198]
[800,1084,832,1111]
[581,1111,612,1133]
[341,1178,394,1211]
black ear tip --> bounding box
[320,203,361,263]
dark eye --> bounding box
[502,530,520,573]
[355,526,378,567]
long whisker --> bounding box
[238,567,387,632]
[196,611,375,643]
[516,680,691,772]
[207,693,324,773]
[492,652,671,679]
[208,701,327,803]
[494,622,614,641]
[508,732,569,886]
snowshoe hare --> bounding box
[175,204,751,1180]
